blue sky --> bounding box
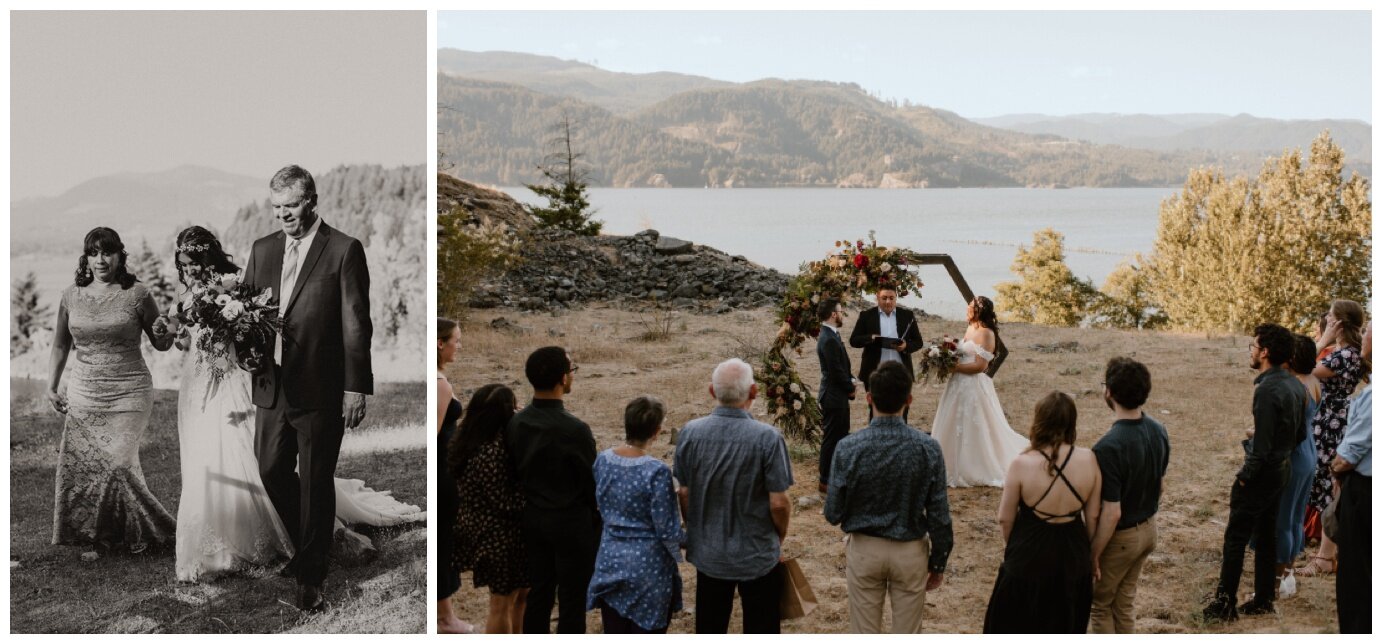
[440,10,1371,122]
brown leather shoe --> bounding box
[299,584,325,612]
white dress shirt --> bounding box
[878,309,902,365]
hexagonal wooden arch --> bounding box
[910,254,1008,377]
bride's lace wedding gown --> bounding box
[175,329,423,582]
[930,338,1030,487]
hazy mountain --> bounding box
[441,73,1244,189]
[438,49,732,115]
[974,112,1371,164]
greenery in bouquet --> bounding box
[762,231,926,444]
[174,273,281,382]
[916,334,961,384]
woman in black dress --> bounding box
[436,318,474,634]
[449,383,530,633]
[984,392,1102,633]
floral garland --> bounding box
[759,232,926,443]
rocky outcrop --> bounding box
[438,173,534,231]
[468,228,789,313]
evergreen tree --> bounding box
[129,240,177,312]
[1091,256,1169,330]
[11,271,50,357]
[995,228,1099,326]
[1146,131,1371,333]
[524,115,603,235]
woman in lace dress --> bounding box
[47,227,177,552]
[931,296,1029,487]
[171,226,424,581]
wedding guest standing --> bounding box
[849,287,924,421]
[675,358,793,634]
[506,346,598,634]
[825,362,950,634]
[985,392,1100,633]
[586,396,685,634]
[1203,324,1305,621]
[1267,334,1322,597]
[816,298,857,494]
[435,318,476,634]
[48,227,176,553]
[1089,357,1169,634]
[451,383,530,633]
[1330,320,1370,633]
[1298,299,1366,578]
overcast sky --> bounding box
[11,11,426,200]
[440,10,1370,123]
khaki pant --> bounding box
[1090,518,1158,634]
[845,532,930,634]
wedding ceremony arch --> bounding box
[757,234,1007,443]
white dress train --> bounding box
[930,338,1030,487]
[175,342,423,582]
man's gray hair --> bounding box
[270,164,316,196]
[711,358,755,405]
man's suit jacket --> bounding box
[849,306,924,385]
[816,325,854,409]
[243,222,373,410]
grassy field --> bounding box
[9,378,426,634]
[444,305,1345,634]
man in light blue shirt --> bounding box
[674,358,793,634]
[1329,321,1370,633]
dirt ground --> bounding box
[443,305,1344,634]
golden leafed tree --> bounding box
[1147,131,1370,333]
[996,228,1099,327]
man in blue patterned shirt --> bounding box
[825,361,952,634]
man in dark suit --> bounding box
[849,287,925,422]
[243,164,373,612]
[816,298,857,494]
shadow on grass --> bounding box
[10,381,426,634]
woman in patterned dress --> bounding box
[586,395,685,634]
[46,227,177,553]
[449,383,530,633]
[1297,299,1366,577]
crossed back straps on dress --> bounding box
[1024,446,1086,523]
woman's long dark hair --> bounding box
[1026,391,1078,475]
[174,226,240,286]
[75,227,138,288]
[447,384,518,481]
[971,295,999,332]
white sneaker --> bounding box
[1279,571,1298,599]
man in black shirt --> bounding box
[506,346,599,634]
[1090,357,1170,634]
[1203,324,1306,622]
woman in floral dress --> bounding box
[1298,299,1366,577]
[46,227,176,552]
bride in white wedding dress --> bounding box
[169,226,423,582]
[931,296,1029,487]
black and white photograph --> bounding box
[10,11,428,633]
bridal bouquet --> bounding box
[917,335,961,384]
[174,274,281,382]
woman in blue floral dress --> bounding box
[587,396,685,633]
[1298,299,1366,578]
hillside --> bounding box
[440,74,1246,189]
[438,49,732,114]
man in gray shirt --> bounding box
[674,358,794,634]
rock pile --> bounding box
[469,228,790,313]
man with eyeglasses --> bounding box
[817,297,859,494]
[506,346,600,633]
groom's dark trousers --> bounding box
[244,222,374,588]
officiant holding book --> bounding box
[850,287,925,422]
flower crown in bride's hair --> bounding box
[177,241,212,255]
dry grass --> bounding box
[445,305,1342,634]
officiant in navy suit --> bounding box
[849,287,925,422]
[817,298,857,494]
[243,164,373,612]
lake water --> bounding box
[500,187,1180,320]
